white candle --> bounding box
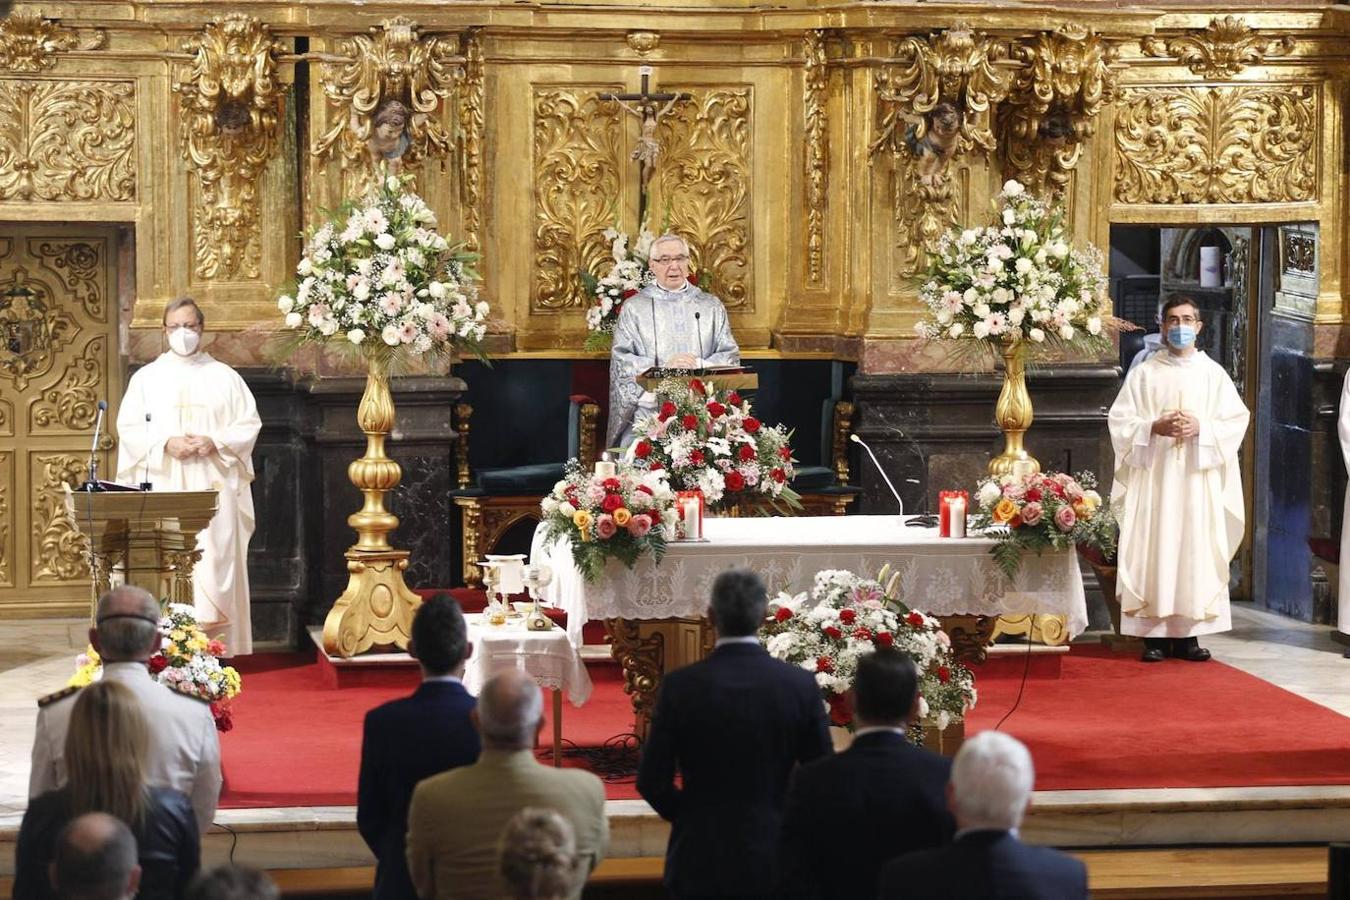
[1199,246,1222,288]
[947,497,967,538]
[681,498,700,540]
[595,460,617,478]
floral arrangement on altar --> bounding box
[540,460,679,583]
[630,377,799,512]
[760,568,976,734]
[277,173,489,361]
[972,469,1112,578]
[913,180,1118,356]
[69,603,242,732]
[581,225,655,351]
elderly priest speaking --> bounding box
[1107,295,1250,664]
[607,233,739,449]
[115,298,261,655]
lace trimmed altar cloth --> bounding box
[462,613,593,705]
[529,515,1088,648]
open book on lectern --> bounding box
[635,365,759,392]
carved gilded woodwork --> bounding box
[32,335,103,432]
[458,28,484,255]
[36,240,103,320]
[312,17,464,195]
[804,30,829,285]
[0,451,10,586]
[0,11,104,73]
[1001,26,1120,197]
[532,88,624,311]
[651,89,753,310]
[1141,16,1294,79]
[831,400,854,486]
[606,616,666,739]
[1113,85,1317,205]
[0,272,78,392]
[454,401,472,490]
[0,80,135,202]
[173,15,287,281]
[626,32,660,55]
[32,453,90,583]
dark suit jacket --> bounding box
[879,829,1089,900]
[357,679,480,900]
[778,729,954,899]
[636,641,832,898]
[14,786,199,900]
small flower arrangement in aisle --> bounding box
[913,179,1128,357]
[69,603,243,732]
[971,469,1111,578]
[276,173,489,362]
[581,225,655,351]
[540,460,679,583]
[629,377,800,513]
[760,568,977,735]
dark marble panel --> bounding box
[390,452,452,590]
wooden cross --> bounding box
[599,66,691,227]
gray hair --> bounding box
[649,234,689,259]
[498,807,583,900]
[186,865,280,900]
[52,813,139,900]
[478,671,544,749]
[709,569,768,637]
[95,587,161,661]
[162,296,205,328]
[950,731,1035,830]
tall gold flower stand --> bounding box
[322,353,422,658]
[988,338,1068,645]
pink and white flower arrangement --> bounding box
[629,378,800,512]
[277,174,488,361]
[971,469,1112,578]
[581,225,656,351]
[540,460,679,583]
[914,180,1121,356]
[760,568,976,734]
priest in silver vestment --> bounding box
[607,234,740,448]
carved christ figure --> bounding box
[612,95,683,193]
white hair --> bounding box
[478,671,544,749]
[649,234,689,258]
[950,731,1035,830]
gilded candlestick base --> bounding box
[990,339,1041,477]
[322,550,421,658]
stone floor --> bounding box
[0,603,1347,870]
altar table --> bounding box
[462,612,592,766]
[530,515,1088,738]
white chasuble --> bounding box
[115,352,262,655]
[607,283,740,449]
[1107,351,1250,638]
[1336,369,1350,636]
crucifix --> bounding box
[599,65,691,226]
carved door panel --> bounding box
[0,226,121,617]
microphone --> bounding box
[140,413,153,491]
[694,311,705,362]
[850,433,904,517]
[83,400,108,492]
[651,301,660,368]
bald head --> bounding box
[476,671,544,750]
[51,813,140,900]
[92,586,161,662]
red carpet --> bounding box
[218,644,1350,809]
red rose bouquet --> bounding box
[630,377,800,513]
[971,469,1111,578]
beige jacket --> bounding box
[406,749,608,900]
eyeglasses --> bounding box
[651,255,690,266]
[165,323,203,333]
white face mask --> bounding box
[168,328,201,356]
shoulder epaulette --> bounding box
[37,685,82,708]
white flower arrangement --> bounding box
[581,225,656,351]
[914,180,1120,355]
[277,174,488,361]
[760,568,976,735]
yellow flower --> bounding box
[993,498,1019,524]
[573,509,593,530]
[1072,499,1094,519]
[169,629,187,643]
[613,507,632,526]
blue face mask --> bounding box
[1167,325,1197,349]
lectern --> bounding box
[63,488,218,611]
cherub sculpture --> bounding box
[362,98,413,175]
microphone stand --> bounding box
[82,400,108,492]
[849,433,904,519]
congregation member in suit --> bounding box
[358,594,480,900]
[31,586,221,836]
[879,731,1088,900]
[777,649,954,899]
[637,568,832,899]
[406,670,608,900]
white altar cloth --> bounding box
[462,613,593,706]
[530,515,1089,647]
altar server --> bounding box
[115,298,261,655]
[1107,295,1250,663]
[607,233,739,448]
